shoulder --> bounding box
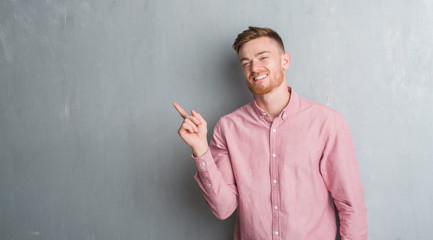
[298,96,344,121]
[293,96,348,132]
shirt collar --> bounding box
[250,86,300,121]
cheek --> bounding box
[272,62,283,72]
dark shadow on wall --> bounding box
[167,44,242,239]
[184,50,245,238]
[220,53,251,110]
[179,154,236,239]
[204,49,252,131]
[335,205,341,240]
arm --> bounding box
[320,113,368,240]
[173,103,238,220]
[193,120,238,220]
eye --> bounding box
[260,56,268,61]
[242,62,251,68]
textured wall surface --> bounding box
[1,0,432,239]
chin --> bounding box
[248,85,274,95]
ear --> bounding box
[281,52,291,70]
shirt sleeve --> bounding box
[192,119,238,220]
[320,112,368,240]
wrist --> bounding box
[192,144,209,158]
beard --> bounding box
[246,71,284,96]
[247,81,274,95]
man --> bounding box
[173,26,367,240]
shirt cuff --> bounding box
[191,148,214,173]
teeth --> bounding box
[254,75,267,80]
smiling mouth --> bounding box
[253,74,268,82]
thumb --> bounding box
[191,110,206,123]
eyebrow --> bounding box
[239,51,271,62]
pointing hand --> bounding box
[173,102,209,157]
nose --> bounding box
[250,60,261,73]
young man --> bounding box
[174,26,368,240]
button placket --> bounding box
[269,120,280,240]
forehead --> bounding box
[238,37,281,59]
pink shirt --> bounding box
[193,87,368,240]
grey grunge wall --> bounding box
[1,0,432,239]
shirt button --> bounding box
[208,183,212,187]
[272,128,276,133]
[201,162,206,166]
[272,153,276,158]
[273,179,277,184]
[274,205,278,210]
[275,231,279,235]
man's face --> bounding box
[238,37,289,95]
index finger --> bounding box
[173,102,188,119]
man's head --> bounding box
[233,26,290,96]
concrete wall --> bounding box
[1,0,432,239]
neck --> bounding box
[254,83,291,120]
